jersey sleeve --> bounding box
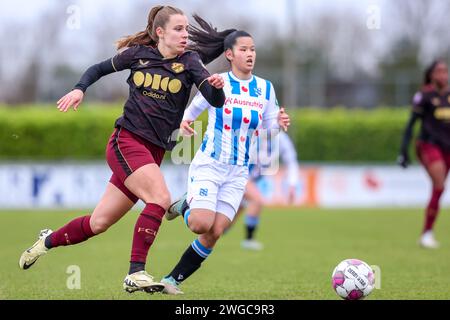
[262,82,280,130]
[187,51,211,89]
[412,91,425,115]
[73,58,116,92]
[73,46,140,92]
[183,91,211,121]
[111,45,140,72]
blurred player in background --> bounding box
[398,60,450,249]
[239,130,300,251]
[18,5,226,294]
[160,17,290,294]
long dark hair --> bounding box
[424,59,445,85]
[116,6,184,50]
[188,14,252,64]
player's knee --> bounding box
[90,217,111,234]
[189,220,212,234]
[432,179,446,191]
[249,195,264,209]
[210,228,223,242]
[156,191,171,210]
[151,191,171,210]
[255,199,264,210]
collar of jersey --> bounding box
[153,46,183,61]
[228,71,254,83]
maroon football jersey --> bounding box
[111,45,210,150]
[413,85,450,150]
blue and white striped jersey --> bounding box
[183,72,280,166]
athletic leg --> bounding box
[241,180,264,250]
[19,182,135,269]
[417,142,448,248]
[162,209,232,295]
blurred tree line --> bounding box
[1,0,450,108]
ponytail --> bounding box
[424,59,444,86]
[188,14,245,65]
[116,5,184,50]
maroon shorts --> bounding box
[106,127,165,203]
[416,141,450,169]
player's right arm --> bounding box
[398,91,424,168]
[57,46,139,112]
[180,91,212,136]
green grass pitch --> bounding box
[1,208,450,300]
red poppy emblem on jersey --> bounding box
[242,86,248,93]
[240,136,246,142]
[255,130,259,137]
[225,108,232,115]
[243,117,250,124]
[224,124,231,130]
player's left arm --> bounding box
[198,74,225,108]
[262,82,290,131]
[189,52,225,108]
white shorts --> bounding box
[187,151,249,221]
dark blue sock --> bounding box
[167,239,212,283]
[245,216,260,240]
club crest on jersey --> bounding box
[432,97,441,107]
[171,63,185,73]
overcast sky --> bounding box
[0,0,388,61]
[0,0,386,26]
[1,0,446,80]
[3,0,450,105]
